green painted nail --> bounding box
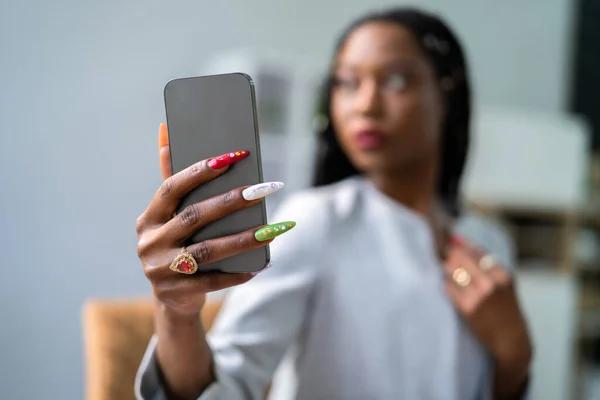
[254,221,296,241]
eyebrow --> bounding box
[333,58,421,73]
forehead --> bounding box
[336,21,426,67]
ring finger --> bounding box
[444,244,487,291]
[145,221,295,280]
[451,236,507,283]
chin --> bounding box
[349,153,398,176]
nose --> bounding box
[355,78,383,118]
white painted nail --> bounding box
[242,182,284,201]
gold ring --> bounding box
[169,247,198,275]
[452,267,471,287]
[479,254,496,271]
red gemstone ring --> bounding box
[169,247,198,275]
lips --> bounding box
[354,129,389,150]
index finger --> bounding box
[145,150,250,224]
[444,243,488,287]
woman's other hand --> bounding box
[444,236,533,399]
[136,123,290,317]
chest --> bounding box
[321,215,447,315]
[298,218,489,399]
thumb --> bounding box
[158,123,173,180]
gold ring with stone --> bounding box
[479,254,496,271]
[452,267,471,287]
[169,247,198,275]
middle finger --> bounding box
[159,182,284,244]
[444,244,488,292]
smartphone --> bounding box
[164,73,269,274]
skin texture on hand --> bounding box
[444,236,532,398]
[136,123,295,398]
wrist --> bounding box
[496,337,532,374]
[493,370,530,400]
[153,299,214,398]
[155,298,203,332]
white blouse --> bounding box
[136,177,517,400]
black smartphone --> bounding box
[164,73,269,274]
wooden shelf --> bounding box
[582,285,600,310]
[579,262,600,274]
[469,201,600,275]
[469,201,599,226]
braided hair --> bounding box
[312,7,471,217]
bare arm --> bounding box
[135,123,291,399]
[444,235,532,400]
[492,358,531,400]
[154,302,214,400]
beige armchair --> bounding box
[82,298,222,400]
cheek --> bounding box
[389,88,443,142]
[331,93,350,124]
[330,94,354,143]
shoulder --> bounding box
[454,210,517,270]
[272,177,363,227]
[266,178,363,258]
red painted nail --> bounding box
[207,150,249,169]
[449,234,466,246]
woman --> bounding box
[135,7,532,400]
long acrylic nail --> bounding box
[158,123,169,149]
[449,234,466,247]
[208,150,249,169]
[242,182,284,201]
[254,221,296,241]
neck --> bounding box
[368,155,437,216]
[367,156,454,257]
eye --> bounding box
[384,73,407,91]
[333,75,359,92]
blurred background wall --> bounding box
[1,0,597,399]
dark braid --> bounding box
[312,7,471,217]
